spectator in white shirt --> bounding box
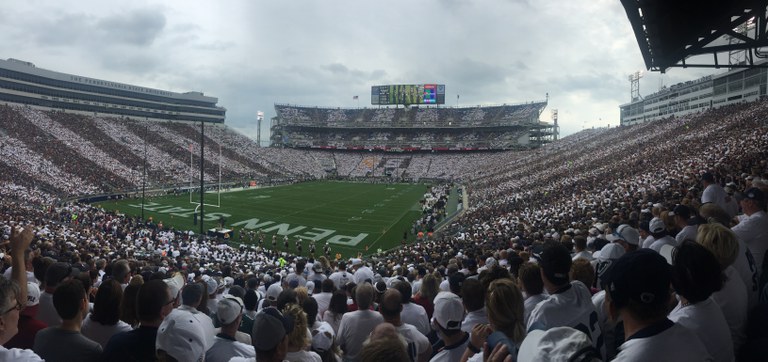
[732,188,768,274]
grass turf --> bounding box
[98,181,430,258]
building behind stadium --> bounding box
[620,65,768,126]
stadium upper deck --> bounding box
[271,102,556,151]
[0,58,226,123]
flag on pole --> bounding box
[353,95,359,100]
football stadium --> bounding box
[1,1,768,361]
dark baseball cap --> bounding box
[601,249,670,309]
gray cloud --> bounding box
[96,10,166,46]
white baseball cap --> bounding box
[432,291,464,331]
[217,295,244,325]
[156,309,207,362]
[164,273,185,302]
[266,284,283,301]
[311,321,335,352]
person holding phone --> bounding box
[460,278,525,362]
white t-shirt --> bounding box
[461,308,489,333]
[641,235,655,249]
[523,294,546,327]
[527,281,604,357]
[613,320,712,361]
[353,266,374,284]
[206,335,255,362]
[337,309,384,362]
[0,346,44,361]
[400,303,431,337]
[80,315,133,348]
[712,266,747,354]
[572,250,593,262]
[668,298,733,362]
[313,292,333,319]
[649,236,677,253]
[328,271,352,289]
[732,211,768,274]
[285,349,322,362]
[429,333,469,362]
[733,238,759,310]
[397,323,431,362]
[591,290,621,360]
[674,225,698,244]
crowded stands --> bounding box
[1,95,768,361]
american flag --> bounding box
[353,95,358,100]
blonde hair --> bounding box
[294,287,309,305]
[696,223,739,270]
[419,274,440,302]
[486,278,525,344]
[282,304,310,350]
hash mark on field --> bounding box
[383,199,391,202]
[362,209,375,214]
[348,217,362,221]
[374,203,384,207]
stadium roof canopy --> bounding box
[621,0,768,72]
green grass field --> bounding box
[99,181,432,258]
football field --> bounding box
[99,181,431,258]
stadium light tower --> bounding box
[628,71,643,102]
[256,111,264,147]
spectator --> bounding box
[33,279,102,362]
[102,279,174,361]
[460,278,489,333]
[572,236,593,261]
[378,288,431,362]
[176,282,216,349]
[670,205,697,243]
[412,273,439,320]
[461,278,525,362]
[38,261,76,327]
[230,307,294,362]
[526,243,603,357]
[699,203,759,309]
[668,241,733,362]
[119,275,143,328]
[696,222,747,355]
[359,323,409,362]
[81,279,132,348]
[517,262,545,327]
[701,172,728,212]
[601,249,711,360]
[393,281,431,337]
[323,290,348,334]
[240,289,259,336]
[283,303,322,362]
[648,218,676,253]
[311,320,342,362]
[0,225,43,361]
[4,282,46,349]
[430,292,469,362]
[315,278,335,319]
[337,283,384,362]
[206,296,255,362]
[731,188,768,275]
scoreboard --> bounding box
[371,84,446,105]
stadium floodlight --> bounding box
[628,71,644,101]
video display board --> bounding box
[371,84,445,105]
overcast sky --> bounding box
[1,0,720,142]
